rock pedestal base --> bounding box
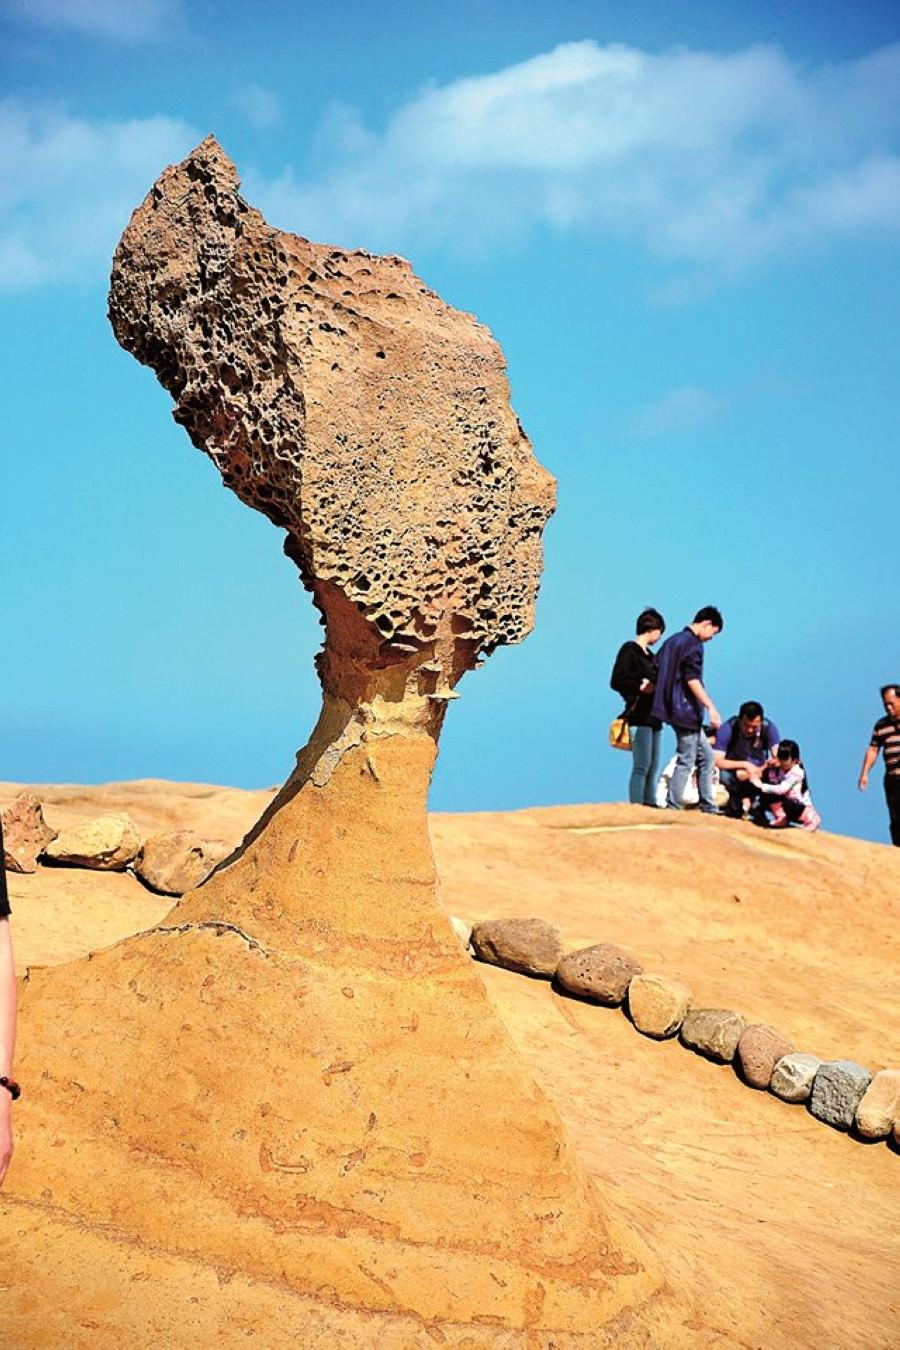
[4,728,658,1344]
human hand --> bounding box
[708,706,722,731]
[0,1094,12,1186]
[858,775,868,792]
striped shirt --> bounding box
[871,716,900,776]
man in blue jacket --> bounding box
[651,606,723,812]
[713,700,780,818]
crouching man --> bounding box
[713,700,780,819]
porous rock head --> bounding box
[109,136,555,699]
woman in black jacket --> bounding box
[610,607,666,806]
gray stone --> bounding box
[679,1008,747,1064]
[555,943,643,1006]
[770,1052,821,1103]
[470,918,564,978]
[809,1060,872,1130]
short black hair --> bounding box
[636,607,665,636]
[777,739,800,761]
[880,684,900,700]
[739,700,764,720]
[693,605,724,630]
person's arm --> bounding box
[756,765,803,797]
[858,743,879,791]
[686,678,721,730]
[713,741,758,773]
[0,919,16,1185]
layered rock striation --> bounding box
[3,140,658,1346]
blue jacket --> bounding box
[651,628,704,731]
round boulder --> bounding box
[43,813,141,871]
[680,1008,747,1064]
[855,1069,900,1140]
[470,917,565,978]
[555,943,643,1006]
[770,1052,821,1103]
[135,830,231,896]
[737,1023,794,1090]
[627,972,692,1038]
[809,1060,872,1130]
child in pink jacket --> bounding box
[751,739,821,831]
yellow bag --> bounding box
[608,717,632,751]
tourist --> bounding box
[0,816,16,1186]
[610,607,666,806]
[651,606,723,813]
[858,683,900,847]
[712,700,780,818]
[749,740,820,831]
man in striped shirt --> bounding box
[858,683,900,846]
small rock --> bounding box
[135,830,230,896]
[737,1023,794,1090]
[449,915,472,951]
[855,1069,900,1140]
[809,1060,872,1130]
[555,943,643,1006]
[680,1008,746,1063]
[470,918,564,978]
[43,813,141,871]
[627,972,691,1038]
[2,793,56,873]
[770,1052,821,1103]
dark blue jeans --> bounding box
[629,725,661,806]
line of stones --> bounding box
[451,915,900,1148]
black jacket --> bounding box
[610,640,660,729]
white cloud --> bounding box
[246,39,900,286]
[624,386,723,439]
[0,102,199,289]
[232,83,282,132]
[3,40,899,295]
[4,0,181,41]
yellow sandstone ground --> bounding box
[2,781,898,1347]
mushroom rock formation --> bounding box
[5,139,659,1345]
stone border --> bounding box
[456,916,899,1149]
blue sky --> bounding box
[3,0,899,844]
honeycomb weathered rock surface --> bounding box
[109,136,555,701]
